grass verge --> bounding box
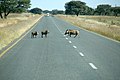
[0,13,42,50]
[56,15,120,42]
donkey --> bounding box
[41,30,49,38]
[64,29,79,38]
[31,31,39,38]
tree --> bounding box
[52,9,64,15]
[83,6,94,15]
[52,9,58,15]
[57,10,64,14]
[43,10,51,14]
[65,1,86,16]
[111,7,120,16]
[0,2,3,18]
[0,0,31,19]
[94,4,111,15]
[29,8,42,14]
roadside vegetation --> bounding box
[0,0,43,51]
[64,1,120,17]
[0,0,31,19]
[0,0,120,51]
[57,15,120,41]
[0,13,41,50]
[56,0,120,42]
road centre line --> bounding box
[79,52,84,57]
[64,35,65,36]
[51,18,85,59]
[51,18,63,33]
[0,16,43,58]
[89,63,98,70]
[52,17,99,71]
[69,41,72,43]
[66,37,68,40]
[73,46,77,49]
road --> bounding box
[0,16,120,80]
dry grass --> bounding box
[0,13,42,50]
[56,15,120,41]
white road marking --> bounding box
[89,63,98,70]
[79,52,84,57]
[69,41,72,43]
[73,46,77,49]
[51,18,63,33]
[0,16,43,58]
[66,38,68,40]
[51,17,99,71]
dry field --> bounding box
[0,13,42,50]
[57,15,120,42]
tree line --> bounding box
[30,1,120,17]
[29,8,64,15]
[0,0,120,19]
[65,1,120,16]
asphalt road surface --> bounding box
[0,16,120,80]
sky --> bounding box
[30,0,120,10]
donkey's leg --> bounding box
[74,35,77,38]
[45,34,47,38]
[74,32,78,38]
[69,33,71,37]
[31,33,33,38]
[41,33,43,38]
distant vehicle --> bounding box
[47,13,50,16]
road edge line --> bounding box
[0,16,43,58]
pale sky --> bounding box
[30,0,120,10]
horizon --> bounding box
[30,0,120,10]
